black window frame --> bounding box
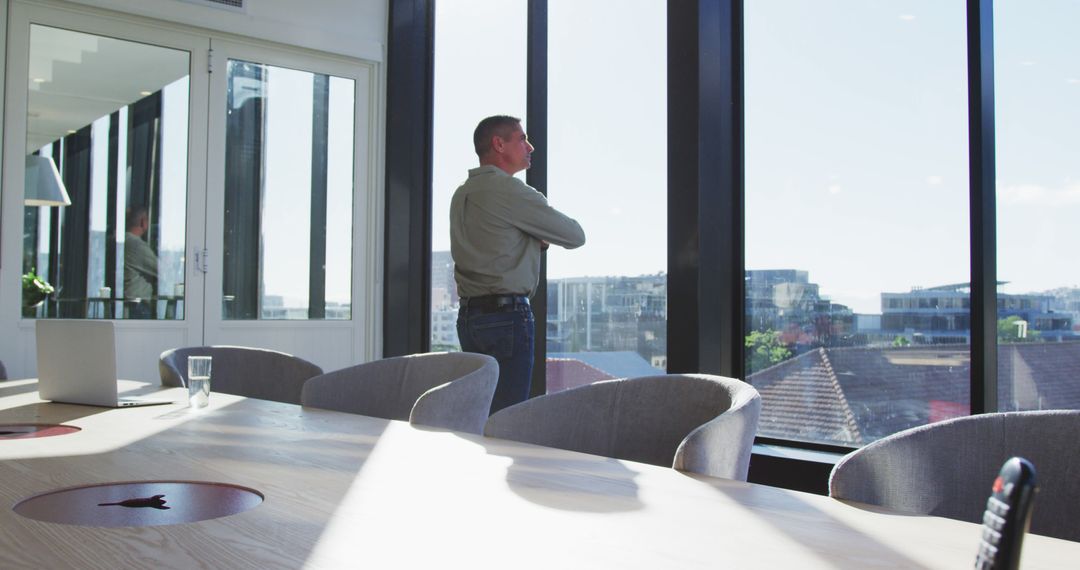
[385,0,1000,486]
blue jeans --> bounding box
[457,300,535,415]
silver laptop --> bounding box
[36,320,171,407]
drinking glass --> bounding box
[187,356,212,408]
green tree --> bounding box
[745,329,792,373]
[997,316,1040,343]
[892,335,911,347]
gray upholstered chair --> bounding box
[301,352,498,435]
[829,410,1080,542]
[159,346,323,405]
[483,374,762,481]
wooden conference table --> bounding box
[0,379,1076,569]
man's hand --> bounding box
[540,240,550,251]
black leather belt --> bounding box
[462,294,529,313]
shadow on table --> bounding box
[0,382,40,399]
[0,401,110,424]
[469,433,645,513]
[688,473,931,568]
[116,403,392,568]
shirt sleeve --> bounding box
[504,181,586,249]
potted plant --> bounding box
[22,268,54,317]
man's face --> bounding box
[497,124,534,174]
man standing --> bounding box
[451,115,586,414]
[124,206,158,319]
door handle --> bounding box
[194,249,209,273]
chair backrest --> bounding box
[483,374,762,481]
[829,409,1080,542]
[301,352,498,435]
[0,359,6,380]
[159,346,323,405]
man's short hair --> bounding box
[125,205,149,231]
[473,115,521,157]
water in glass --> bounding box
[187,356,212,408]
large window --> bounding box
[21,25,189,321]
[221,60,355,320]
[994,1,1080,411]
[744,2,970,446]
[544,0,667,393]
[429,0,527,350]
[405,2,1080,453]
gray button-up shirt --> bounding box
[450,165,585,298]
[123,231,157,300]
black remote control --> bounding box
[974,457,1038,570]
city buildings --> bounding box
[432,259,1080,447]
[881,282,1075,344]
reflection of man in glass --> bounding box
[124,206,157,319]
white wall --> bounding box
[64,0,386,61]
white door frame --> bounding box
[0,0,210,381]
[202,38,379,372]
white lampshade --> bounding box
[24,154,71,206]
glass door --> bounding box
[1,3,210,382]
[203,40,376,371]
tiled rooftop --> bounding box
[749,343,1080,445]
[546,358,616,393]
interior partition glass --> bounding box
[429,0,527,350]
[221,60,354,320]
[994,1,1080,412]
[21,25,189,320]
[545,0,667,392]
[744,2,970,447]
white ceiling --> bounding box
[27,25,190,152]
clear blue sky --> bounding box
[258,67,355,306]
